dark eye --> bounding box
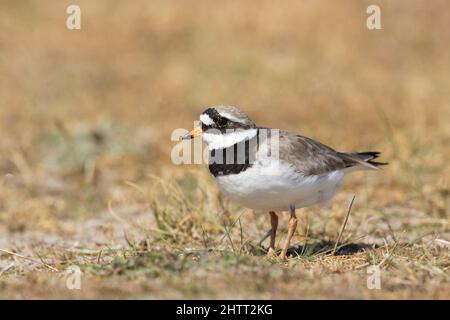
[217,117,228,127]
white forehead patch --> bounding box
[200,114,214,126]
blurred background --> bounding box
[0,0,448,299]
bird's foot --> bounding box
[267,247,276,257]
[278,250,287,260]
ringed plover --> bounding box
[183,106,386,259]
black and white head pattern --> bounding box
[200,106,257,150]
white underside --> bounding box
[215,159,346,212]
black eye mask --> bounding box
[201,108,254,133]
[201,108,229,130]
[216,117,228,127]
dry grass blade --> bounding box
[108,201,155,234]
[97,249,103,264]
[223,224,236,253]
[238,217,244,254]
[300,223,310,257]
[200,224,209,249]
[435,239,450,249]
[332,195,356,255]
[216,208,248,248]
[0,262,15,277]
[378,232,404,268]
[0,249,59,272]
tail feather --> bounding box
[338,151,388,170]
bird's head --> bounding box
[183,106,257,149]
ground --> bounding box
[0,0,449,299]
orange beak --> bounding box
[182,126,203,140]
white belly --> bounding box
[214,160,344,212]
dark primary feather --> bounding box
[340,151,388,168]
[276,131,387,176]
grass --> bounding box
[0,0,449,299]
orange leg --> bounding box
[278,206,297,259]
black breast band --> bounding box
[208,131,259,177]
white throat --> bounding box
[203,129,258,150]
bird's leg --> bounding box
[268,211,278,255]
[257,212,279,253]
[278,206,297,259]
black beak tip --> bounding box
[181,133,192,140]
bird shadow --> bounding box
[250,240,376,257]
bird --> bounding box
[182,105,386,259]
